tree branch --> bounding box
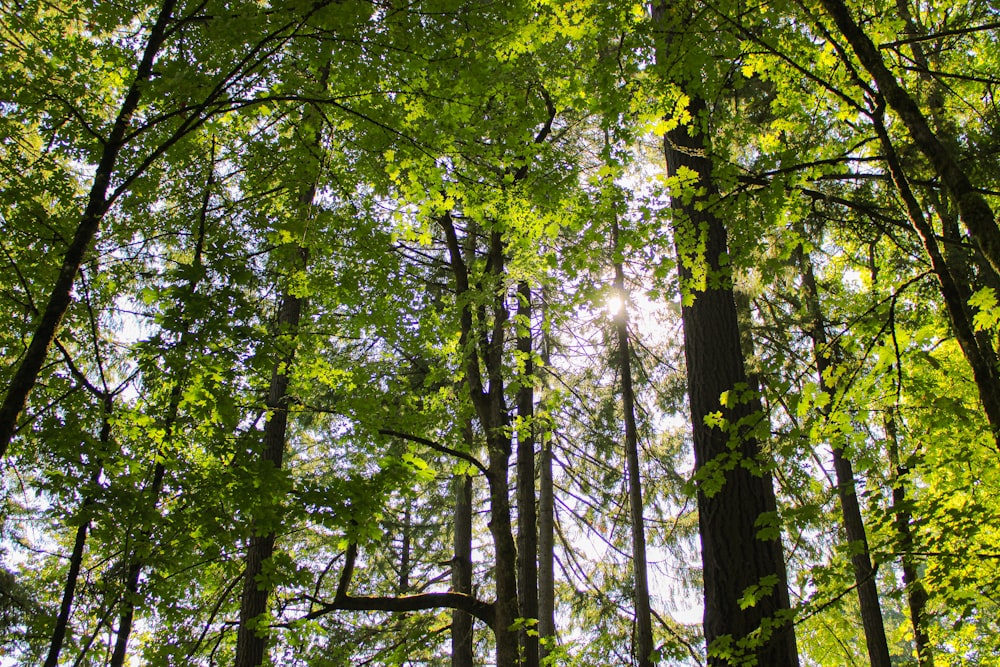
[378,428,488,476]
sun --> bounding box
[606,293,626,317]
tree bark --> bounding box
[537,402,556,660]
[798,247,892,667]
[612,217,656,667]
[233,279,304,667]
[0,0,177,459]
[652,7,799,662]
[536,301,556,660]
[516,280,540,667]
[452,472,475,667]
[399,500,413,594]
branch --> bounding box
[302,592,494,627]
[301,540,495,627]
[378,428,488,476]
[880,21,1000,49]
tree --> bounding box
[652,2,800,664]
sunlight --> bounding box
[606,292,625,317]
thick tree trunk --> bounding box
[452,472,475,667]
[0,0,177,459]
[798,249,892,667]
[817,0,1000,277]
[612,218,656,667]
[651,8,799,660]
[516,281,540,667]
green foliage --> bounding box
[3,0,1000,665]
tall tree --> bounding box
[797,244,892,667]
[611,208,656,667]
[234,98,325,667]
[652,3,800,664]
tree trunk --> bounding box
[440,215,520,667]
[234,271,305,667]
[44,466,102,667]
[0,0,177,458]
[652,8,799,661]
[798,247,892,667]
[45,396,112,667]
[516,280,540,667]
[612,217,656,667]
[870,111,1000,447]
[111,146,214,667]
[399,500,413,594]
[537,413,556,661]
[886,412,935,667]
[452,471,475,667]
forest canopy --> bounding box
[2,0,999,665]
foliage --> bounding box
[1,0,999,665]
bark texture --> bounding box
[516,280,540,667]
[537,426,556,661]
[652,7,799,660]
[452,473,475,667]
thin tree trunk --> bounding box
[111,144,214,667]
[44,396,112,667]
[886,412,935,667]
[0,0,177,458]
[400,501,412,595]
[652,7,799,663]
[611,217,656,667]
[516,280,540,667]
[870,110,1000,446]
[798,247,892,667]
[233,69,329,663]
[536,301,556,660]
[233,280,304,667]
[537,397,556,660]
[452,470,474,667]
[45,466,102,667]
[817,0,1000,277]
